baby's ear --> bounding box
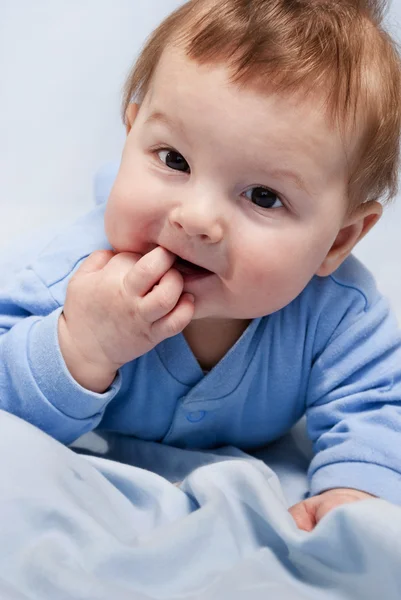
[316,200,382,277]
[125,103,140,135]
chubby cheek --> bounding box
[105,195,135,251]
[232,234,329,315]
[104,183,153,253]
[234,261,303,316]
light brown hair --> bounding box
[122,0,401,209]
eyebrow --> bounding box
[145,111,312,195]
[145,111,185,136]
[266,168,312,195]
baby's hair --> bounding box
[122,0,401,209]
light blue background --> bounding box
[1,0,401,318]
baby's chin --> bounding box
[185,300,213,321]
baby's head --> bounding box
[105,0,401,321]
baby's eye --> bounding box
[157,150,190,173]
[244,186,283,209]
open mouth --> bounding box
[174,256,213,277]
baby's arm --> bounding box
[0,262,102,444]
[302,278,401,527]
[58,247,194,393]
[0,239,193,443]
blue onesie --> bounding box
[1,203,401,502]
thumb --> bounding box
[76,250,115,275]
[288,498,318,532]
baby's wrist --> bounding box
[319,487,375,500]
[64,354,117,393]
[58,313,118,393]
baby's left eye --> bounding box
[244,187,283,209]
[157,149,190,173]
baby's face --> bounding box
[105,47,353,321]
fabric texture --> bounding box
[0,410,400,600]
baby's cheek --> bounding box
[248,257,311,311]
[105,195,138,250]
[104,197,119,245]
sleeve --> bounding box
[305,279,401,505]
[0,264,122,445]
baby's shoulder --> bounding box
[305,254,380,315]
[29,204,111,305]
[286,255,385,353]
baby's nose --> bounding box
[169,200,224,243]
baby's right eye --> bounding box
[157,149,190,173]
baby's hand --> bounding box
[58,247,195,392]
[289,488,375,531]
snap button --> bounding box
[186,410,206,423]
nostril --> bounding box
[169,212,223,243]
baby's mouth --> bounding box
[174,256,213,277]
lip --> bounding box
[173,251,215,275]
[147,242,218,276]
[174,257,214,279]
[179,270,214,283]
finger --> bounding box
[105,251,143,274]
[124,247,176,297]
[76,250,116,275]
[151,293,195,341]
[140,268,184,323]
[288,500,317,532]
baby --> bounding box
[1,0,401,531]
